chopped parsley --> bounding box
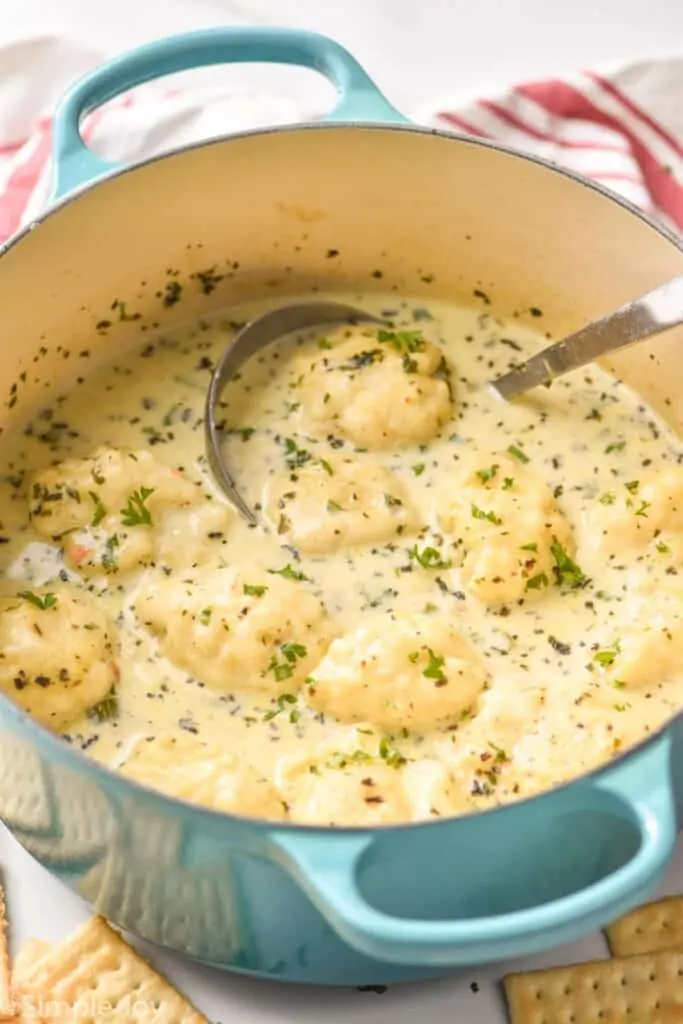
[593,647,618,666]
[489,742,508,764]
[409,545,451,569]
[412,463,426,477]
[229,427,256,442]
[243,584,268,597]
[471,503,502,525]
[376,329,425,354]
[605,441,626,454]
[423,648,447,686]
[120,486,154,527]
[476,464,499,484]
[199,607,212,625]
[265,642,308,682]
[18,590,57,611]
[383,493,402,508]
[327,500,344,513]
[624,480,640,494]
[341,349,384,370]
[263,693,298,722]
[549,636,571,656]
[283,437,312,470]
[550,540,589,588]
[656,540,671,554]
[379,736,406,767]
[319,458,334,476]
[87,690,119,723]
[520,542,538,552]
[102,534,119,572]
[267,661,295,683]
[117,301,139,321]
[502,477,515,490]
[635,500,651,517]
[599,492,616,505]
[281,641,307,661]
[507,444,529,463]
[326,749,372,769]
[268,564,311,582]
[89,491,107,527]
[525,572,549,592]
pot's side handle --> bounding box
[271,735,677,966]
[51,27,406,199]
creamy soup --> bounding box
[1,294,682,826]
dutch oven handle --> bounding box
[271,734,677,966]
[51,27,406,199]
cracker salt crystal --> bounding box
[606,894,683,957]
[16,915,207,1023]
[504,949,683,1024]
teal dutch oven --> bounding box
[1,26,683,986]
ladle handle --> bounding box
[492,274,683,400]
[51,27,406,199]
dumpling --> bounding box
[293,325,452,448]
[119,732,286,820]
[436,453,576,605]
[284,760,409,826]
[262,452,417,554]
[588,582,683,692]
[0,587,118,729]
[29,446,197,539]
[277,726,460,825]
[305,612,487,730]
[583,466,683,562]
[508,714,625,800]
[434,683,547,811]
[134,565,331,695]
[29,445,232,577]
[155,501,233,571]
[401,759,468,820]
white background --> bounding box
[1,2,682,1022]
[2,0,683,115]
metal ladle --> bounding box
[206,277,683,522]
[205,301,382,523]
[490,274,683,400]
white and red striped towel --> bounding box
[422,62,683,234]
[0,39,682,240]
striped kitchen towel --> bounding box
[0,39,681,239]
[418,61,683,233]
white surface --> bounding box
[1,2,683,1022]
[1,0,683,118]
